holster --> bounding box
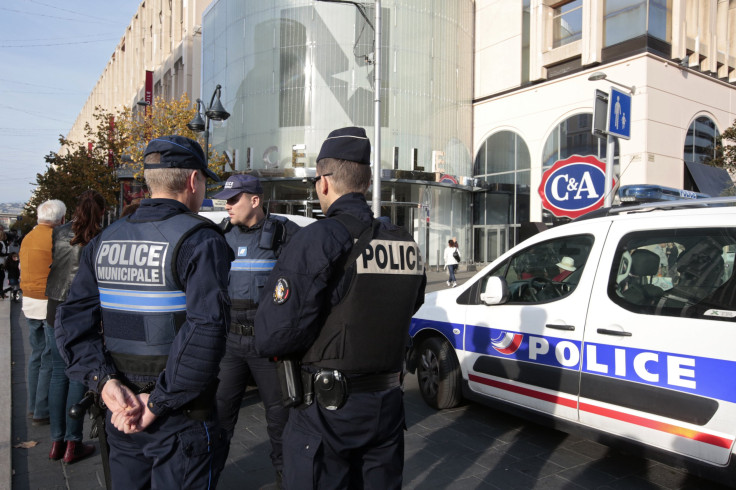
[276,359,304,408]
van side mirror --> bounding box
[480,276,509,305]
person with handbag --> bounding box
[443,239,460,287]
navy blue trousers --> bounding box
[283,386,405,490]
[215,331,288,470]
[106,410,226,490]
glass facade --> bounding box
[201,0,474,267]
[604,0,672,47]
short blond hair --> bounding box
[316,158,372,195]
[143,152,197,193]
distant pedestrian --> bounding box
[20,199,66,426]
[4,252,20,301]
[443,239,460,287]
[45,190,105,464]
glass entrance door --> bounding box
[473,225,509,264]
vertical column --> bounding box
[582,0,603,66]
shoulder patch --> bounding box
[273,277,291,305]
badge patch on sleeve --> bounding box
[273,277,291,304]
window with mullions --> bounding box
[608,229,736,321]
[552,0,583,48]
[473,131,531,227]
[684,116,720,165]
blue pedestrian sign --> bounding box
[607,87,632,140]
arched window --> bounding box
[684,116,720,165]
[541,113,618,224]
[472,131,531,262]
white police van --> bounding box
[408,193,736,484]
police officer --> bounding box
[212,174,299,486]
[55,135,232,489]
[255,127,427,489]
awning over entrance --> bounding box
[684,161,734,197]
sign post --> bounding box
[604,87,631,207]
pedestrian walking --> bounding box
[21,199,66,426]
[443,238,460,287]
[212,174,300,488]
[45,190,106,464]
[55,136,232,489]
[255,126,427,489]
[4,252,20,301]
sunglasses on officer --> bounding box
[307,173,333,185]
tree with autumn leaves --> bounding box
[115,93,228,180]
[20,94,227,232]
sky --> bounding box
[0,1,140,205]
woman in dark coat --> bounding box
[45,190,106,464]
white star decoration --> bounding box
[332,56,374,100]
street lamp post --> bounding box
[187,84,230,166]
[315,0,382,217]
[588,72,635,207]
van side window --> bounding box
[474,234,594,304]
[608,229,736,321]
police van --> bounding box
[407,193,736,483]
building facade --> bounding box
[66,0,211,143]
[473,0,736,262]
[69,0,736,268]
[201,0,475,268]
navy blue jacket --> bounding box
[55,199,232,416]
[254,193,426,357]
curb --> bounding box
[0,298,11,490]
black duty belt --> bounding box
[230,322,255,336]
[346,372,401,393]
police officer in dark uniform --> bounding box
[255,127,426,489]
[55,136,232,489]
[212,174,299,486]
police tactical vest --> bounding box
[95,212,219,383]
[226,215,286,318]
[301,214,425,373]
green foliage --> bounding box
[704,121,736,173]
[24,107,121,225]
[20,93,229,228]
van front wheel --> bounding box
[416,337,462,409]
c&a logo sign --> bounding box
[539,155,615,219]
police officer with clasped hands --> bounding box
[212,174,299,487]
[55,135,232,489]
[255,126,427,489]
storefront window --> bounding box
[473,131,531,262]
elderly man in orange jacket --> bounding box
[20,199,66,426]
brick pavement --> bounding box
[6,268,728,489]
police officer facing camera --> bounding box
[55,135,232,489]
[212,174,299,485]
[255,126,427,489]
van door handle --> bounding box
[546,324,575,331]
[597,328,632,337]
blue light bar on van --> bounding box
[618,185,710,204]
